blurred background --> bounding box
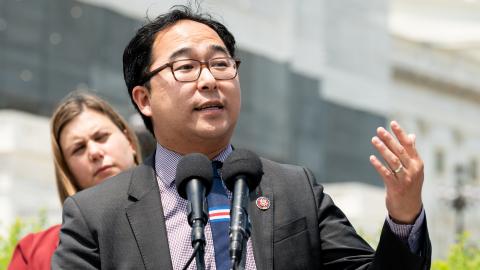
[1,0,479,260]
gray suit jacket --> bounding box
[52,155,431,269]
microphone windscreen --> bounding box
[222,149,263,191]
[175,153,213,199]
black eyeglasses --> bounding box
[140,57,241,84]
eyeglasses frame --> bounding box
[140,57,241,85]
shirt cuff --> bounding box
[386,207,425,254]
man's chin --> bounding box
[196,124,234,140]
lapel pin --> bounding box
[256,196,270,210]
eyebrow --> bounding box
[168,44,230,61]
[63,139,84,154]
[63,127,108,148]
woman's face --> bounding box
[59,108,136,190]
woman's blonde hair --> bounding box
[51,91,142,204]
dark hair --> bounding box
[123,5,237,135]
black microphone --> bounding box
[175,153,213,270]
[223,149,263,270]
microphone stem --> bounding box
[229,178,250,270]
[195,242,205,270]
[191,219,206,270]
[182,242,203,270]
[230,257,245,270]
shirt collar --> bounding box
[154,143,233,187]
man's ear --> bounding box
[132,86,152,117]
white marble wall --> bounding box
[0,110,61,235]
[5,0,479,259]
[391,79,480,258]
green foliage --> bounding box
[357,228,480,270]
[0,210,48,269]
[432,232,480,270]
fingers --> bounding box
[371,135,405,173]
[369,155,397,186]
[374,121,422,169]
[390,121,419,159]
[370,120,425,224]
[375,126,410,168]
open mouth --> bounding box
[194,103,224,111]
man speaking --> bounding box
[52,5,431,270]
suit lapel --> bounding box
[249,159,274,270]
[125,156,173,270]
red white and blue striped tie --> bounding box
[207,161,230,270]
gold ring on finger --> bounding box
[393,164,403,174]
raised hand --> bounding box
[369,121,424,224]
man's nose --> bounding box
[197,65,217,91]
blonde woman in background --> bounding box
[8,91,141,270]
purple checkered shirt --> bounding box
[154,144,257,270]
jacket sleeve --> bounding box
[304,167,431,270]
[51,196,100,270]
[7,235,32,270]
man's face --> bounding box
[133,20,241,156]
